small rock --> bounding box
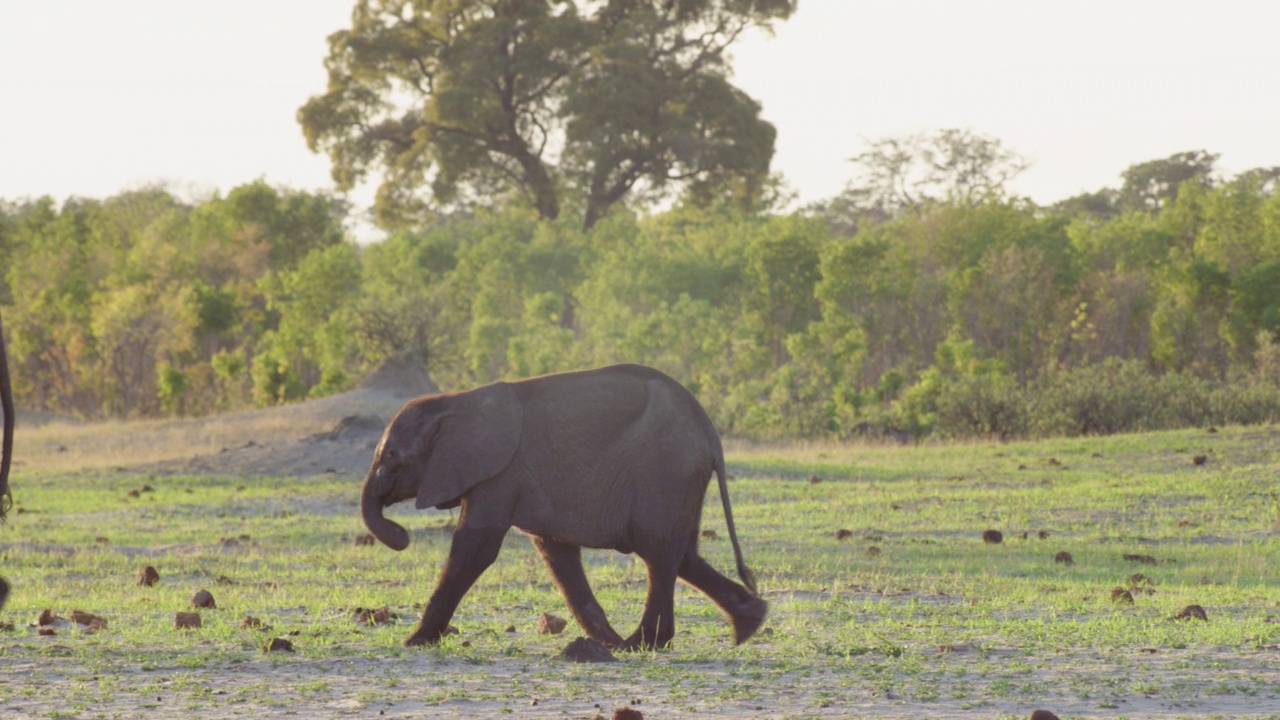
[137,566,160,587]
[982,529,1003,544]
[262,637,295,653]
[1053,551,1074,564]
[190,589,216,609]
[537,612,568,635]
[174,612,202,630]
[1174,604,1208,621]
[560,637,618,663]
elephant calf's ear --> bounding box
[416,382,522,510]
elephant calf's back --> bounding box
[507,367,719,549]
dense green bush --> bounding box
[930,358,1280,440]
[934,373,1030,440]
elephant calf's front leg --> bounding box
[405,526,508,647]
[532,537,625,648]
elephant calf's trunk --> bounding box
[361,478,410,551]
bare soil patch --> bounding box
[18,353,437,479]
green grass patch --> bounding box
[2,425,1279,718]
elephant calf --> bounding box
[361,363,766,650]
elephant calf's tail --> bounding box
[714,454,758,596]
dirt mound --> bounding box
[358,352,440,396]
[130,355,441,480]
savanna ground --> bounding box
[2,389,1279,719]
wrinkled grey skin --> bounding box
[0,313,15,610]
[361,363,765,650]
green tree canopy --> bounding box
[298,0,793,230]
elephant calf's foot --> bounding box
[616,628,672,652]
[403,623,458,647]
[730,596,769,645]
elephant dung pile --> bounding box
[560,637,618,663]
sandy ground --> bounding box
[2,623,1278,719]
[15,353,439,480]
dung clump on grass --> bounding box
[1028,711,1060,720]
[1123,553,1158,565]
[982,529,1003,544]
[137,565,160,587]
[262,637,295,653]
[69,610,108,631]
[835,529,853,541]
[560,637,618,663]
[355,606,396,625]
[240,615,270,630]
[1110,587,1134,604]
[174,612,202,630]
[353,533,376,546]
[537,612,568,635]
[1053,551,1074,564]
[612,706,643,720]
[190,589,216,609]
[1174,604,1208,621]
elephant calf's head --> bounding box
[360,403,439,551]
[359,383,523,551]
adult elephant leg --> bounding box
[405,524,508,646]
[531,536,625,648]
[678,545,768,644]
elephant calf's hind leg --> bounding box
[678,552,768,644]
[618,557,679,651]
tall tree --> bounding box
[299,0,792,230]
[1119,150,1218,212]
[817,129,1029,230]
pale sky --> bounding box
[2,1,1278,235]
